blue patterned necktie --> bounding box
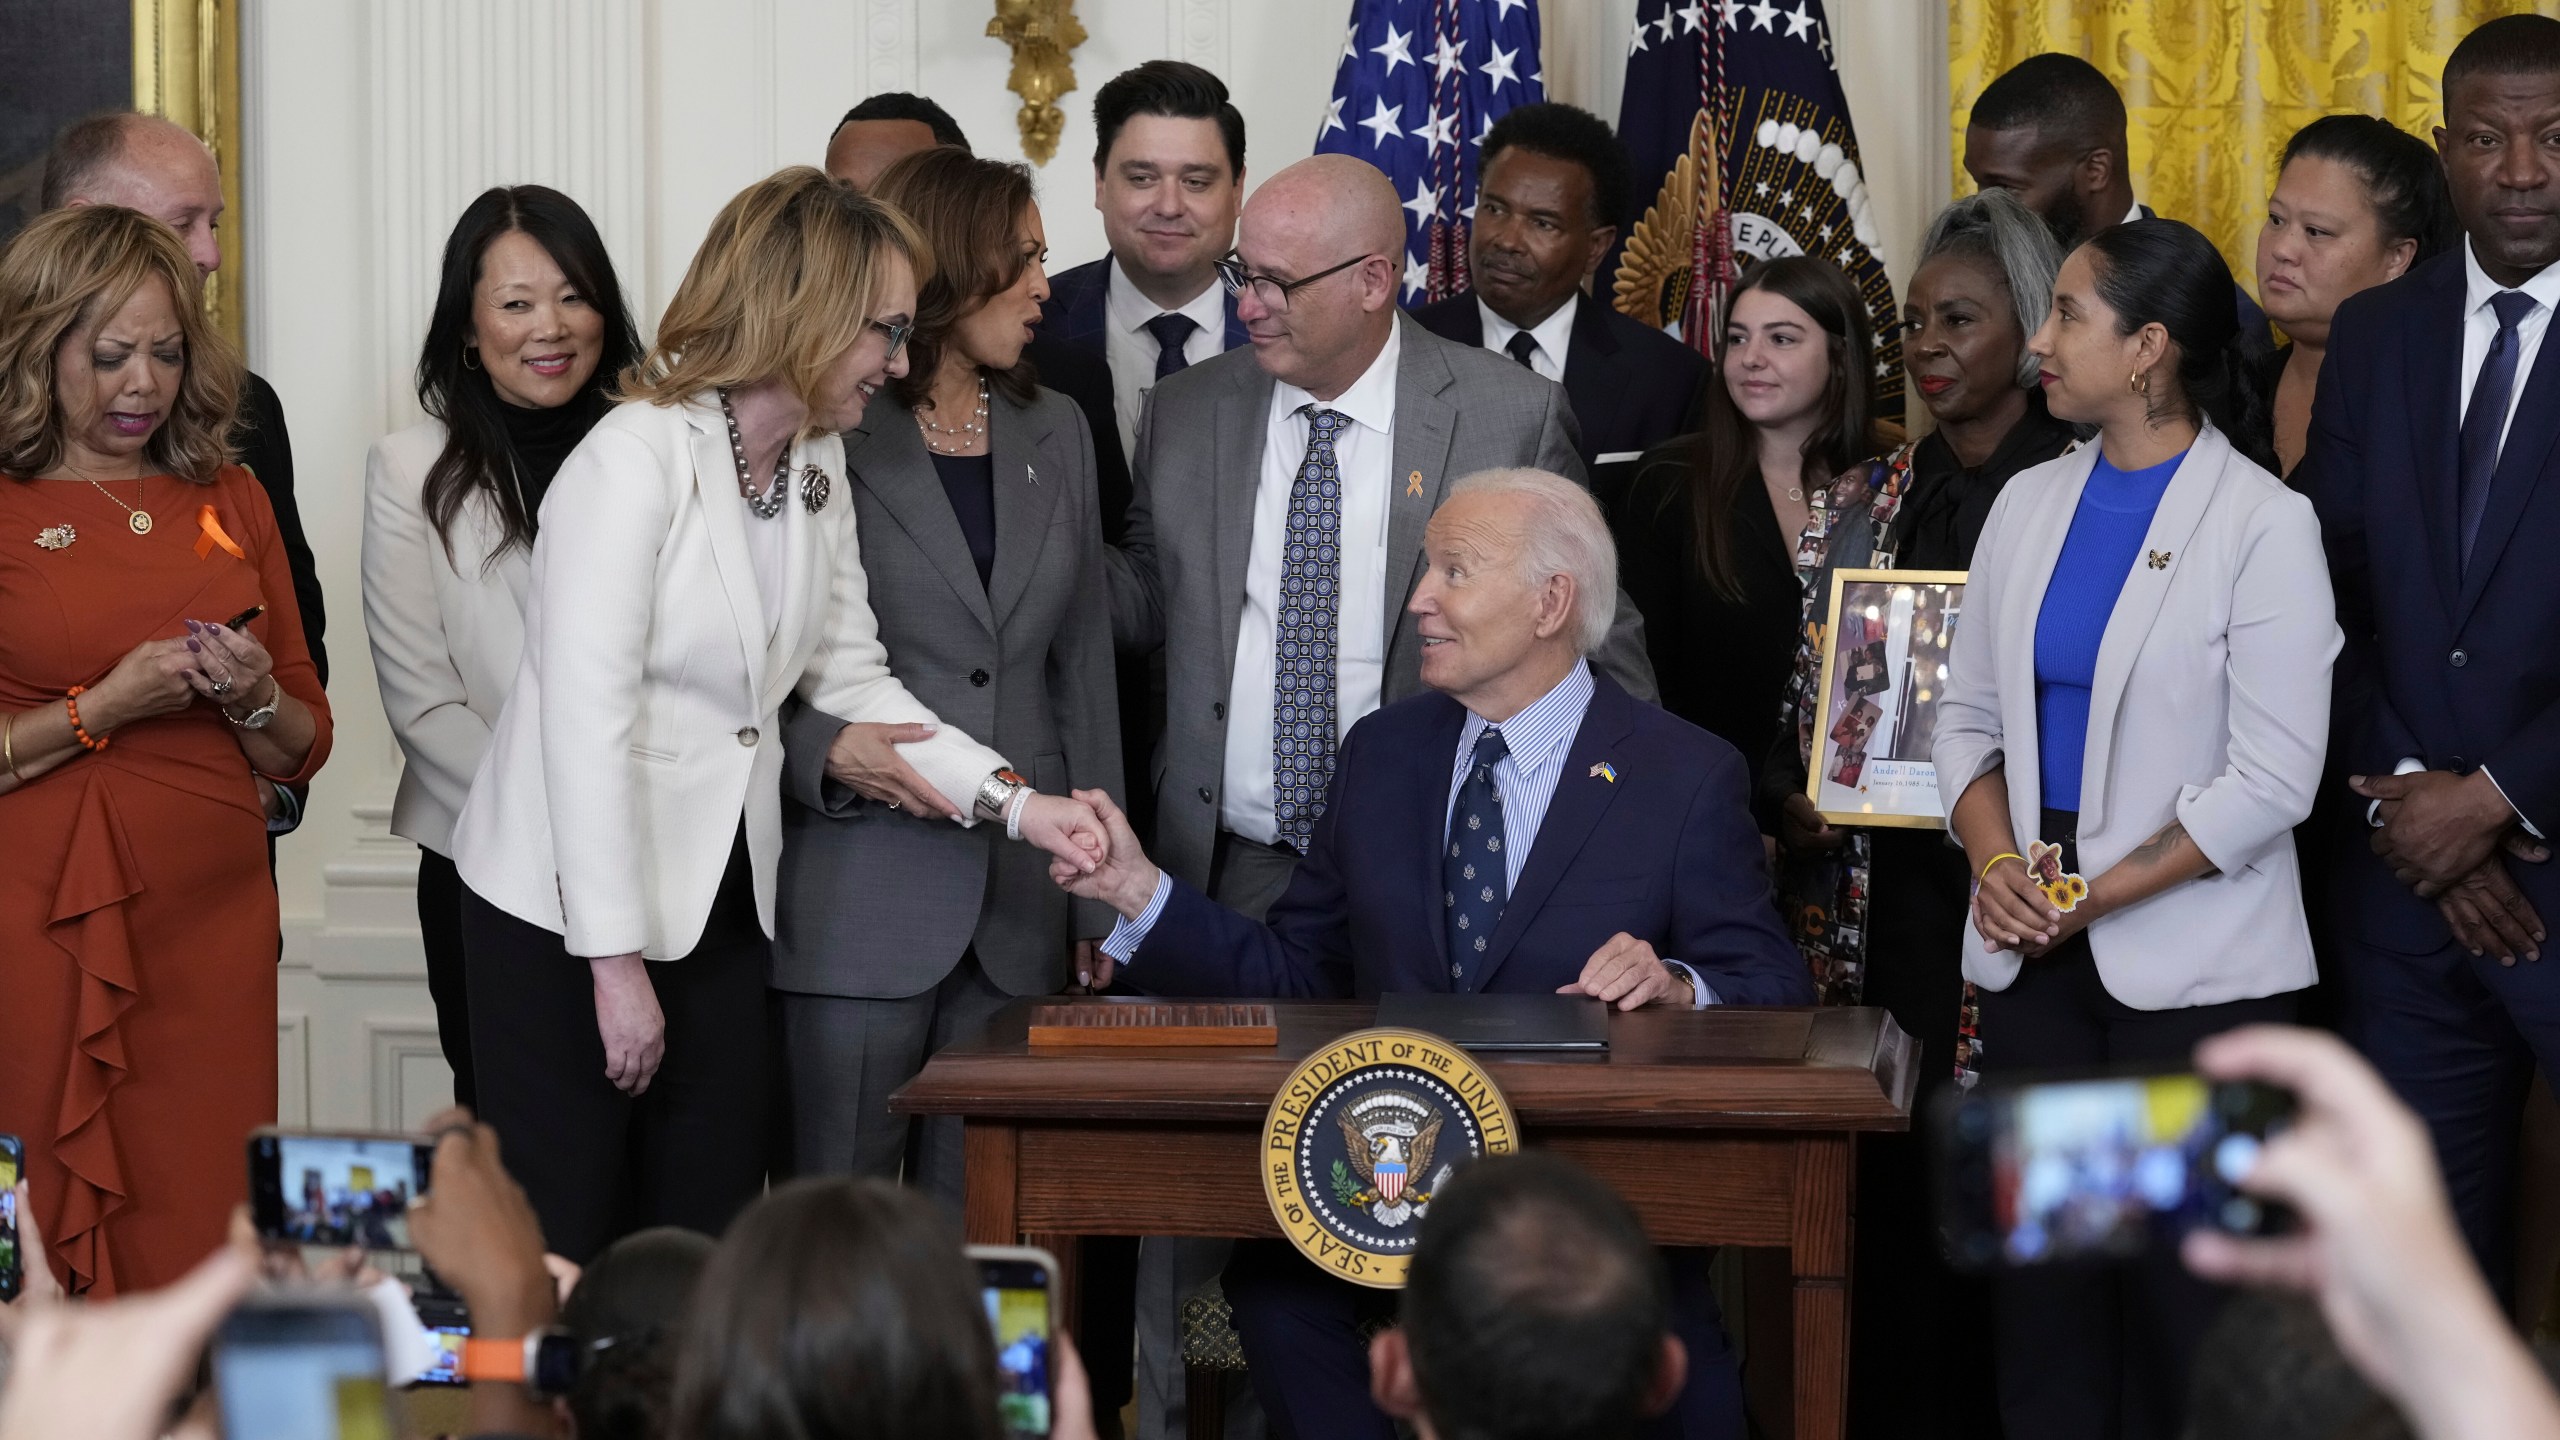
[2459,288,2538,569]
[1145,312,1199,381]
[1271,406,1349,853]
[1443,727,1510,990]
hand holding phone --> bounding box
[247,1128,435,1253]
[0,1246,256,1440]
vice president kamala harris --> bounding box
[449,170,1106,1261]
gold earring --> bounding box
[2128,369,2148,397]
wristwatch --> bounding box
[460,1328,582,1396]
[974,768,1032,822]
[223,676,281,731]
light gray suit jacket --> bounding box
[773,385,1122,1000]
[1109,314,1656,890]
[1932,421,2340,1010]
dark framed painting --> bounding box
[0,0,244,341]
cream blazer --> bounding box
[1931,421,2341,1010]
[450,395,1007,961]
[361,418,528,857]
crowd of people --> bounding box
[5,10,2560,1440]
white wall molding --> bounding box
[1170,0,1228,78]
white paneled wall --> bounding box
[246,0,1944,1126]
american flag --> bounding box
[1314,0,1546,304]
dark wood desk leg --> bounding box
[1790,1135,1852,1440]
[963,1121,1022,1245]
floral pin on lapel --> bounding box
[34,524,76,550]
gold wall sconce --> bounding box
[987,0,1086,165]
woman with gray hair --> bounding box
[1758,186,2073,1439]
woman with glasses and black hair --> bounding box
[446,168,1108,1262]
[773,147,1121,1202]
[362,185,643,1111]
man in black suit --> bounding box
[44,111,327,836]
[1411,103,1704,520]
[2303,13,2560,1297]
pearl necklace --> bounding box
[717,387,791,520]
[916,377,991,455]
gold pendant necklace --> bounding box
[84,477,152,534]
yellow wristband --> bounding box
[1978,852,2025,882]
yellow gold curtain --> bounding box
[1949,1,2560,292]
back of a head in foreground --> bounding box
[666,1178,1001,1440]
[560,1226,716,1440]
[1401,1153,1671,1440]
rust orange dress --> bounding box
[0,464,330,1296]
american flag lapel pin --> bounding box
[1590,762,1617,783]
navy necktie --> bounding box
[1271,407,1348,853]
[2458,289,2538,568]
[1145,312,1199,381]
[1443,727,1510,990]
[1504,330,1539,370]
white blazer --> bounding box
[449,394,1008,961]
[1932,421,2341,1010]
[361,418,530,857]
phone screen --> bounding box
[247,1131,433,1250]
[1939,1072,2293,1269]
[214,1303,395,1440]
[0,1135,22,1300]
[978,1257,1054,1439]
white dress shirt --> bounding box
[2374,241,2560,834]
[2458,238,2560,459]
[1113,658,1714,1004]
[1104,257,1230,459]
[1476,292,1577,384]
[1217,322,1401,843]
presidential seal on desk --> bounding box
[1261,1027,1517,1287]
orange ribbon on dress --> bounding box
[192,504,245,560]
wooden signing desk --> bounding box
[894,998,1916,1440]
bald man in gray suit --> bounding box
[1110,155,1653,920]
[1104,154,1655,1440]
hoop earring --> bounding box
[2128,369,2149,397]
[463,349,481,371]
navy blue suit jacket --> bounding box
[1409,291,1705,520]
[1033,255,1244,540]
[1130,671,1812,1005]
[2301,249,2560,949]
[1040,254,1250,361]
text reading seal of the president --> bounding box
[1260,1027,1518,1287]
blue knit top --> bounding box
[2033,449,2186,811]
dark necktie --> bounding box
[1145,312,1200,381]
[2459,288,2538,568]
[1443,727,1510,990]
[1504,330,1539,370]
[1271,407,1348,853]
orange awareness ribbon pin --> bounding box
[193,504,246,560]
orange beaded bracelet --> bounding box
[65,685,107,752]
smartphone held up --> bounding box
[246,1127,435,1251]
[971,1243,1059,1440]
[1936,1068,2296,1270]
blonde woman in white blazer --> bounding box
[362,185,643,1112]
[447,170,1105,1261]
[1932,220,2341,1440]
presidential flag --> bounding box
[1315,0,1545,304]
[1609,0,1902,409]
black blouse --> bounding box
[1612,440,1803,794]
[499,393,605,526]
[1892,395,2080,571]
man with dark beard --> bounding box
[1963,53,2271,347]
